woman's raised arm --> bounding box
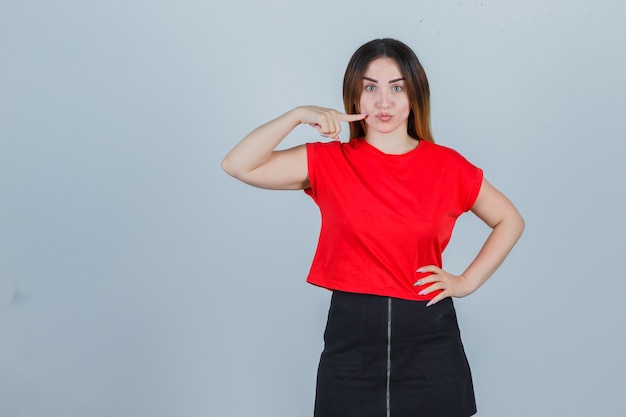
[221,106,366,190]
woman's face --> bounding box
[359,57,411,136]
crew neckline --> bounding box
[355,137,424,157]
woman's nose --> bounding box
[377,90,391,108]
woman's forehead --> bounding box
[363,57,403,80]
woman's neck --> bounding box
[364,131,419,155]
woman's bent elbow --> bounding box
[517,214,526,235]
[221,156,258,185]
[510,211,525,241]
[221,155,240,178]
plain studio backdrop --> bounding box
[1,1,625,416]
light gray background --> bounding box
[1,1,625,416]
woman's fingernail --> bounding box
[418,290,426,295]
[416,267,425,273]
[413,281,422,286]
[426,301,434,307]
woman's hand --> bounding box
[413,266,476,307]
[296,106,367,140]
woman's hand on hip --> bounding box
[413,265,476,307]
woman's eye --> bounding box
[365,85,376,92]
[392,85,403,92]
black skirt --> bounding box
[314,291,477,417]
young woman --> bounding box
[222,38,524,417]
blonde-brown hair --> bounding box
[343,38,434,143]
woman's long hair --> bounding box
[343,38,434,143]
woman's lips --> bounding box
[376,113,392,121]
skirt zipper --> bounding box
[386,297,392,417]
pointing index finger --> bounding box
[340,112,368,122]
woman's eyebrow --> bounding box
[362,77,406,83]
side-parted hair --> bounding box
[343,38,434,143]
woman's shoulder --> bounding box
[422,140,473,162]
[307,138,361,155]
[306,140,343,157]
[419,140,482,175]
[306,140,343,149]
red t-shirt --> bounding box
[304,137,483,301]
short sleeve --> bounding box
[462,166,483,212]
[456,155,483,212]
[304,142,318,200]
[432,143,484,215]
[304,141,343,201]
